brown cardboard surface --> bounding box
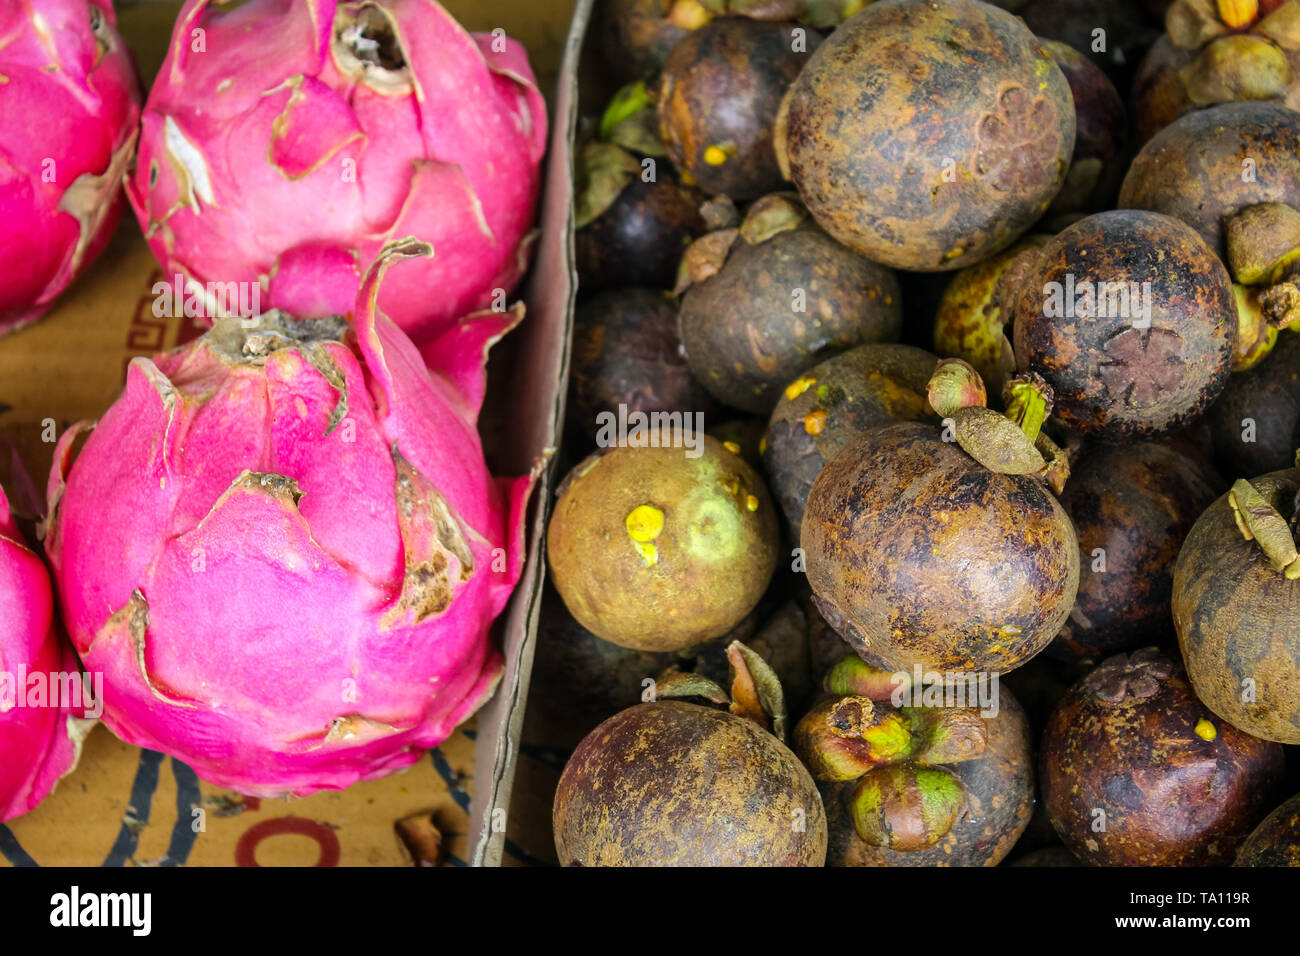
[0,0,577,866]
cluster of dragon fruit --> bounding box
[1,0,547,818]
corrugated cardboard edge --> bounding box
[469,0,589,866]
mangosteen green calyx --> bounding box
[1236,792,1300,867]
[566,288,715,452]
[547,436,779,653]
[1119,101,1300,260]
[801,360,1078,677]
[1041,41,1127,215]
[1012,209,1237,439]
[552,642,828,866]
[763,343,939,539]
[795,656,1033,866]
[1041,647,1284,866]
[933,236,1051,397]
[676,193,903,414]
[575,84,706,290]
[1133,0,1300,144]
[658,17,821,201]
[1207,331,1300,477]
[1173,461,1300,743]
[776,0,1076,271]
[1051,441,1220,664]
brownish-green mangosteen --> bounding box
[575,85,707,290]
[794,657,1034,866]
[1207,332,1300,476]
[707,416,767,470]
[547,437,779,652]
[1040,647,1284,865]
[933,236,1052,397]
[658,17,821,200]
[553,644,828,866]
[1011,209,1236,439]
[1119,101,1300,259]
[1041,41,1127,214]
[676,194,903,414]
[1050,441,1220,664]
[566,287,715,452]
[776,0,1075,272]
[1172,464,1300,743]
[762,343,938,538]
[801,361,1078,677]
[1236,792,1300,866]
[1132,0,1300,145]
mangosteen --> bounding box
[1206,331,1300,477]
[1012,209,1237,439]
[801,364,1079,677]
[677,194,903,414]
[574,88,706,290]
[1041,647,1284,865]
[776,0,1076,271]
[794,657,1034,867]
[1119,101,1300,260]
[1133,1,1300,145]
[933,237,1051,398]
[596,0,699,85]
[658,17,821,200]
[1021,0,1159,87]
[1050,441,1220,664]
[762,343,939,538]
[566,288,715,452]
[1041,41,1127,215]
[1173,467,1300,743]
[547,436,779,652]
[1236,792,1300,866]
[552,646,828,866]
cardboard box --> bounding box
[0,0,578,867]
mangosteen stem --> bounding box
[1228,478,1300,578]
[1003,373,1054,444]
[599,82,655,141]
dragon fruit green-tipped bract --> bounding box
[43,240,536,798]
[126,0,547,346]
[0,0,141,336]
[1,487,90,822]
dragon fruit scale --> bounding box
[127,0,548,346]
[42,240,536,798]
[0,0,141,336]
[1,485,91,822]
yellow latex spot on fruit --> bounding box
[626,505,664,543]
[759,435,768,455]
[785,375,817,400]
[944,246,965,260]
[1218,0,1259,29]
[803,409,828,435]
[719,476,739,496]
[679,168,696,186]
[1194,718,1217,741]
[997,624,1022,640]
[723,440,741,455]
[704,145,729,166]
[745,494,759,512]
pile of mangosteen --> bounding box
[540,0,1300,867]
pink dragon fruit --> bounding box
[1,486,91,822]
[0,0,141,336]
[42,240,536,797]
[126,0,548,347]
